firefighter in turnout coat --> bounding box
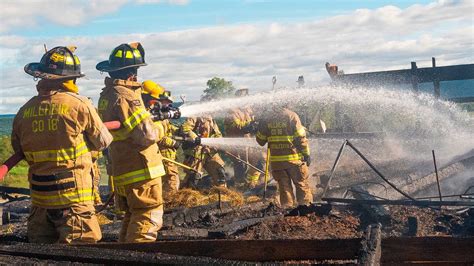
[13,46,112,243]
[97,43,166,243]
[256,105,313,207]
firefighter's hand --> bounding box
[303,155,311,166]
[194,136,201,146]
[183,136,200,148]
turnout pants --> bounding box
[117,178,164,243]
[182,153,225,188]
[27,204,101,244]
[272,163,313,208]
[162,160,180,197]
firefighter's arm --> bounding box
[229,111,249,130]
[117,97,159,147]
[181,117,198,140]
[159,122,180,148]
[83,102,113,151]
[212,121,223,138]
[255,121,268,146]
[292,115,310,156]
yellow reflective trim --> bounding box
[31,189,94,206]
[74,55,80,64]
[50,53,64,63]
[301,147,310,156]
[269,153,303,162]
[268,135,294,142]
[256,131,267,141]
[111,108,150,141]
[231,118,248,128]
[24,142,90,163]
[113,165,166,187]
[133,49,142,58]
[295,127,306,137]
[125,51,133,58]
[65,56,74,65]
[115,50,123,58]
[123,108,150,132]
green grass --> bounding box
[0,136,30,188]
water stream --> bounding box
[186,85,473,181]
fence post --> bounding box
[432,57,440,98]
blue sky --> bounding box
[0,0,472,113]
[17,0,433,37]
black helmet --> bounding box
[24,46,84,80]
[96,42,147,72]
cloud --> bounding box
[0,0,190,33]
[0,0,473,113]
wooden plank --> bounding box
[208,215,281,238]
[323,197,474,207]
[359,224,382,266]
[382,237,474,263]
[86,239,362,262]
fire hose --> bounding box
[0,121,121,181]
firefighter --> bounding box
[96,42,166,243]
[255,104,313,207]
[142,80,181,196]
[224,89,262,189]
[181,115,227,188]
[12,46,113,243]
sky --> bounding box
[0,0,472,113]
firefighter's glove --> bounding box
[194,136,201,146]
[303,155,311,167]
[243,120,259,134]
[171,107,181,119]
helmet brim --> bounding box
[95,60,147,72]
[158,96,174,103]
[24,63,85,80]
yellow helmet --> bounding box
[142,80,165,98]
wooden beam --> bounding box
[81,237,474,263]
[86,239,362,262]
[382,237,474,263]
[322,197,474,207]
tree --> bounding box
[201,77,235,101]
